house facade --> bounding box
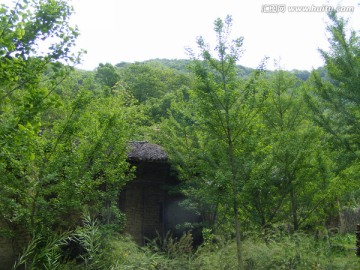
[120,141,199,245]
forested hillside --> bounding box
[0,1,359,269]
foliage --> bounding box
[12,230,71,270]
[160,15,268,269]
[198,232,359,270]
[0,0,135,258]
[119,61,193,124]
[241,70,335,231]
[14,228,358,270]
[73,213,106,270]
[13,212,119,270]
[120,62,171,102]
[305,10,360,207]
[95,63,120,95]
[1,2,360,269]
[0,0,80,234]
[0,0,80,64]
[146,231,194,259]
[140,59,255,79]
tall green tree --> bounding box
[161,15,266,269]
[305,10,360,205]
[243,70,334,231]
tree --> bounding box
[0,0,80,90]
[243,70,334,231]
[94,63,120,95]
[34,90,136,230]
[120,61,192,103]
[0,2,137,265]
[0,0,80,231]
[160,15,266,269]
[305,10,360,205]
[120,62,166,103]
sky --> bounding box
[4,0,360,71]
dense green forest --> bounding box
[0,1,359,269]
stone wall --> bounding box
[339,207,360,233]
[119,161,168,245]
[0,221,29,270]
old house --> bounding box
[120,141,199,245]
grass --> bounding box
[192,231,359,270]
[81,230,359,270]
[13,221,359,270]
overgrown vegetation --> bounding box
[12,218,360,269]
[0,1,359,269]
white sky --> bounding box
[3,0,360,71]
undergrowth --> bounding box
[13,219,359,270]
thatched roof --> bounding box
[127,141,168,162]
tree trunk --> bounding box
[290,184,298,231]
[229,136,244,270]
[233,198,244,270]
